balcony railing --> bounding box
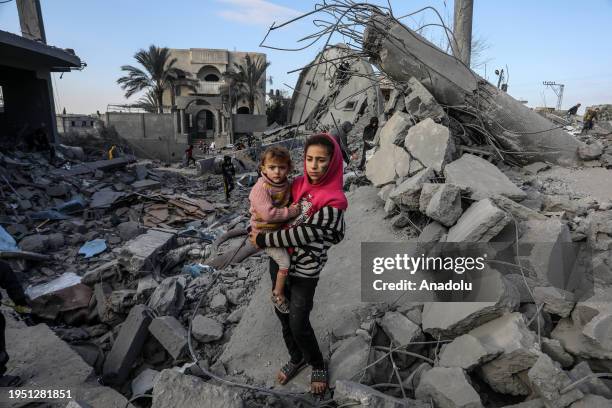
[190,49,228,65]
[196,82,224,95]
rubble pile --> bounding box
[0,148,279,406]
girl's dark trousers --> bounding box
[269,258,324,369]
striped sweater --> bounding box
[256,206,345,279]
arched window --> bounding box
[197,66,222,82]
[237,106,250,114]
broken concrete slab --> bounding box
[149,316,188,359]
[329,335,372,386]
[541,337,574,368]
[551,317,612,360]
[119,229,175,274]
[380,311,423,346]
[94,282,120,324]
[102,304,154,386]
[533,287,575,318]
[191,315,224,343]
[578,142,604,160]
[527,353,583,408]
[118,221,143,241]
[132,179,161,191]
[109,289,137,313]
[90,190,126,208]
[151,369,243,408]
[147,276,185,317]
[366,111,413,187]
[19,233,48,252]
[425,184,462,226]
[569,361,612,399]
[389,168,435,210]
[335,380,429,408]
[419,183,442,213]
[82,260,119,285]
[417,221,447,250]
[446,198,509,242]
[569,395,612,408]
[444,154,526,200]
[421,269,519,338]
[438,334,502,370]
[489,194,547,222]
[404,118,453,172]
[468,313,540,396]
[415,366,483,408]
[210,293,228,312]
[378,184,395,202]
[404,76,446,122]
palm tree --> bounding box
[224,55,270,114]
[135,89,158,113]
[117,45,197,113]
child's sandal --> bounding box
[279,358,306,385]
[271,295,290,314]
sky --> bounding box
[1,0,610,115]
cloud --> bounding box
[216,0,301,26]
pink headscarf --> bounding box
[290,133,348,217]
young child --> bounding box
[249,146,301,314]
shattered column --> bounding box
[363,14,584,165]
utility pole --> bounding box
[543,81,565,110]
[452,0,473,66]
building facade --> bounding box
[162,48,267,144]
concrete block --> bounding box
[118,221,143,241]
[147,276,185,317]
[415,367,483,408]
[444,154,526,200]
[151,369,243,408]
[389,168,435,210]
[533,287,575,318]
[568,361,612,399]
[419,183,442,213]
[329,335,372,386]
[404,118,453,172]
[438,334,502,370]
[210,293,228,312]
[119,229,175,274]
[334,380,428,407]
[404,76,446,122]
[192,315,224,343]
[527,353,583,407]
[446,199,509,242]
[102,304,153,386]
[425,184,462,226]
[541,338,574,368]
[132,179,161,191]
[149,316,188,359]
[131,368,159,397]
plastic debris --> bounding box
[181,263,214,277]
[78,238,107,258]
[25,272,82,300]
[0,226,19,251]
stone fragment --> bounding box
[149,316,188,359]
[578,142,604,160]
[419,183,442,213]
[438,334,502,370]
[225,288,244,305]
[404,76,446,122]
[227,307,245,324]
[191,315,224,343]
[132,179,161,191]
[118,221,143,241]
[147,276,185,317]
[422,270,519,338]
[540,338,574,368]
[134,164,149,180]
[389,168,435,209]
[137,276,159,298]
[523,162,551,175]
[425,184,462,226]
[335,380,428,408]
[109,289,138,313]
[151,369,243,408]
[380,311,423,346]
[366,112,413,187]
[94,282,120,324]
[446,198,509,242]
[102,304,153,386]
[569,395,612,408]
[378,184,395,202]
[119,229,175,274]
[521,303,553,337]
[19,234,48,252]
[469,313,540,396]
[415,366,483,408]
[417,221,447,251]
[527,353,583,408]
[404,118,453,172]
[568,361,612,399]
[329,335,372,386]
[533,287,575,318]
[210,293,228,312]
[444,154,526,200]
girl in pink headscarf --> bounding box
[249,133,347,395]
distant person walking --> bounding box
[221,155,236,201]
[185,144,196,167]
[108,145,116,160]
[329,121,353,166]
[582,107,600,133]
[566,103,581,121]
[358,117,379,170]
[209,141,216,155]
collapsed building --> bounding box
[2,2,612,408]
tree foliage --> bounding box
[224,55,270,114]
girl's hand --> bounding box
[248,231,259,248]
[272,289,286,305]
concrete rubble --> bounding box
[3,4,612,407]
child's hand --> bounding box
[289,203,301,217]
[272,288,286,304]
